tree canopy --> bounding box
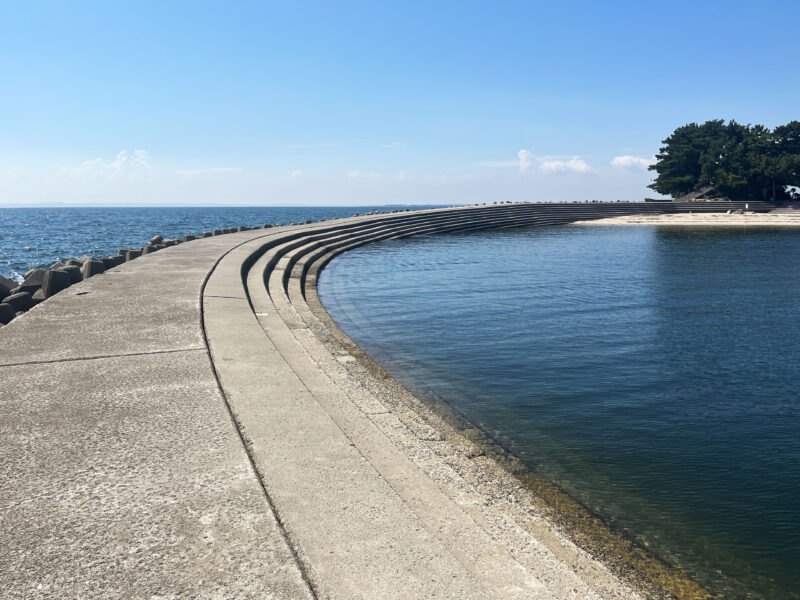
[648,120,800,202]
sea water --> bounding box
[0,206,441,280]
[319,225,800,599]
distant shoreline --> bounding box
[571,212,800,226]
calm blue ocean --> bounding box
[319,225,800,600]
[0,206,442,280]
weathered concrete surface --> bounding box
[0,238,261,364]
[0,229,314,599]
[0,352,311,599]
[0,203,723,599]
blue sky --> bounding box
[1,1,797,205]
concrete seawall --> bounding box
[0,202,752,599]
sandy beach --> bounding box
[571,211,800,226]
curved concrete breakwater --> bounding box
[0,201,771,599]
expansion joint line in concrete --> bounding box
[198,232,320,600]
[205,294,248,299]
[0,347,206,369]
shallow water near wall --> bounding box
[318,225,800,599]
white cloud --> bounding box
[483,149,594,174]
[480,149,536,172]
[380,141,407,149]
[0,166,24,183]
[346,170,407,181]
[58,149,153,182]
[611,155,653,169]
[539,156,593,174]
[347,170,381,180]
[518,149,535,172]
[287,169,303,178]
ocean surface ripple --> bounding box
[0,206,437,280]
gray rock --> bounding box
[164,240,177,247]
[0,302,15,324]
[117,248,130,255]
[100,257,117,270]
[102,256,121,267]
[4,292,33,312]
[0,275,17,298]
[149,234,164,244]
[42,270,71,299]
[75,255,92,265]
[31,288,45,304]
[11,279,43,296]
[263,223,272,228]
[202,232,213,238]
[67,259,83,267]
[23,269,46,287]
[81,259,105,279]
[125,249,142,261]
[60,265,82,284]
[142,244,156,255]
[213,229,223,236]
[305,220,312,224]
[183,234,197,242]
[237,226,247,232]
[49,261,66,270]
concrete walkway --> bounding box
[1,203,736,599]
[0,231,315,598]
